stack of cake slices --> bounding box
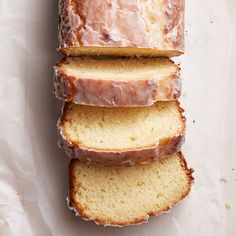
[54,0,193,227]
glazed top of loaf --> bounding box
[58,0,184,51]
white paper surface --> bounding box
[0,0,236,235]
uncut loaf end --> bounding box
[58,0,184,57]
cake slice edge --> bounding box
[67,152,194,227]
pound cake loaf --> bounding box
[58,101,185,165]
[54,57,181,106]
[68,152,193,226]
[58,0,184,57]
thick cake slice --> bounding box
[58,101,185,165]
[54,57,181,107]
[58,0,184,57]
[68,153,193,226]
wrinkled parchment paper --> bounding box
[0,0,236,235]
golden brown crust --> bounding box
[53,59,181,107]
[68,152,193,226]
[58,101,186,166]
[58,0,150,49]
[58,0,184,57]
[162,0,185,50]
[60,47,183,57]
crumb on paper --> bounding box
[182,92,187,98]
[219,176,228,183]
[225,202,231,209]
[193,120,195,124]
[17,192,20,197]
[210,20,214,24]
[232,168,235,171]
[0,219,4,228]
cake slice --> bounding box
[68,152,193,226]
[58,0,184,57]
[54,57,181,107]
[58,101,185,165]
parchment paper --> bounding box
[0,0,236,235]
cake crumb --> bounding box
[210,20,214,24]
[193,120,195,124]
[219,176,228,183]
[225,202,231,209]
[137,181,145,186]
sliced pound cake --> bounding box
[54,57,181,107]
[58,101,185,165]
[58,0,184,57]
[68,152,193,226]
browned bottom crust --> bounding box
[58,131,185,166]
[59,47,183,58]
[68,152,194,227]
